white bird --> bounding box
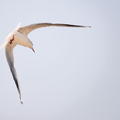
[3,23,91,104]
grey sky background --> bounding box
[0,0,120,120]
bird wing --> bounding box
[18,23,91,35]
[5,45,23,104]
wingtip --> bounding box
[19,94,23,104]
[77,25,91,28]
[84,26,91,28]
[88,26,92,28]
[20,100,23,104]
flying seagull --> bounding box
[3,23,91,104]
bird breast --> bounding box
[14,31,32,48]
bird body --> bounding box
[6,30,33,48]
[3,22,91,104]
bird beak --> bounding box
[31,48,35,53]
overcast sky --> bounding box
[0,0,120,120]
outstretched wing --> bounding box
[5,45,23,104]
[18,23,91,35]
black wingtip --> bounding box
[81,25,91,28]
[69,25,92,28]
[87,26,92,28]
[20,100,23,104]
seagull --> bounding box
[3,23,91,104]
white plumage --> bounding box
[3,22,91,104]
